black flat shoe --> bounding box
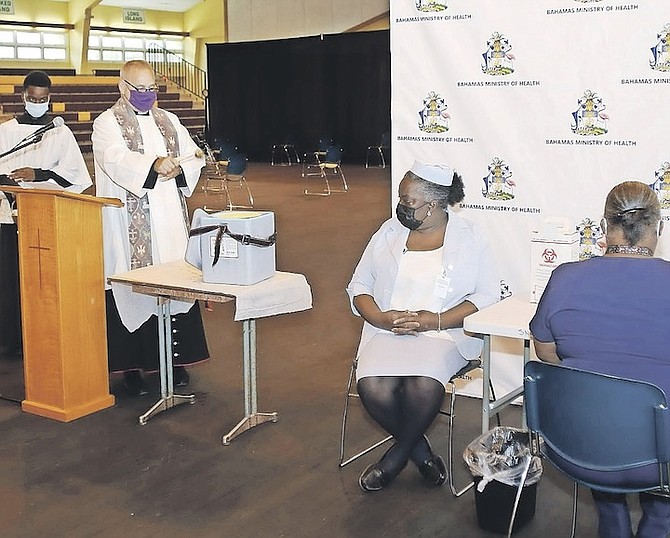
[359,464,391,492]
[417,455,447,486]
[123,370,148,397]
[173,366,190,387]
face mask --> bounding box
[128,90,157,113]
[25,100,49,118]
[396,202,429,230]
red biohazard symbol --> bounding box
[542,248,557,263]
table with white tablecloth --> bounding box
[109,260,313,443]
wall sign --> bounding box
[123,8,145,24]
[0,0,14,15]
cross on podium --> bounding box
[27,227,51,289]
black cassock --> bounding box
[105,290,209,373]
[0,222,21,354]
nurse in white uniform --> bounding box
[346,161,499,492]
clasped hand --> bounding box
[153,156,181,181]
[386,309,433,336]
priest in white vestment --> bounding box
[0,70,91,356]
[92,60,209,397]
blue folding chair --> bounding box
[304,145,348,196]
[215,142,238,164]
[301,136,334,178]
[365,131,390,169]
[223,153,253,210]
[271,137,300,166]
[512,361,670,538]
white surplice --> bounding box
[92,107,205,331]
[0,118,92,190]
[0,118,92,222]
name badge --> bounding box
[434,268,451,299]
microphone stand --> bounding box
[0,134,45,406]
[0,133,44,162]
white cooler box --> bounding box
[194,210,276,285]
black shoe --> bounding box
[359,464,391,492]
[173,366,190,387]
[417,455,447,486]
[123,370,148,397]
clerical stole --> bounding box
[111,99,186,269]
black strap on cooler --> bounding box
[189,224,277,265]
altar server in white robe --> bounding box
[92,60,209,397]
[0,70,91,355]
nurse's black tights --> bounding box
[357,375,445,479]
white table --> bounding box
[108,260,312,443]
[463,297,537,433]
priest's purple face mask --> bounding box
[122,74,159,113]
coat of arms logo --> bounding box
[649,162,670,210]
[482,157,516,201]
[415,0,447,12]
[571,90,609,136]
[482,33,515,76]
[418,91,450,133]
[577,218,605,260]
[650,24,670,72]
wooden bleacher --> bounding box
[0,74,206,152]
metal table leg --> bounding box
[481,335,492,434]
[481,335,529,434]
[222,318,278,444]
[522,339,530,429]
[139,296,196,425]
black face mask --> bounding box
[396,202,429,230]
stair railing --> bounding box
[146,46,207,101]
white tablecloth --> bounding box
[109,260,312,324]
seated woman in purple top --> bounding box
[530,181,670,538]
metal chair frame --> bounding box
[222,154,254,210]
[200,142,226,211]
[214,142,238,164]
[507,362,670,538]
[338,357,499,497]
[201,149,253,212]
[365,144,387,169]
[271,143,300,166]
[301,138,333,178]
[301,151,324,178]
[365,132,390,169]
[304,146,348,196]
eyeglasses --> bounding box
[24,93,49,104]
[124,79,159,93]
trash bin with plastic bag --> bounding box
[463,426,543,535]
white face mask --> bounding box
[25,100,49,118]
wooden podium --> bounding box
[0,186,121,422]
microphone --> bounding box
[27,116,64,140]
[3,116,65,159]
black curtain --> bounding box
[206,30,390,164]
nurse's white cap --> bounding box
[409,160,454,186]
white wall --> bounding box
[227,0,389,42]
